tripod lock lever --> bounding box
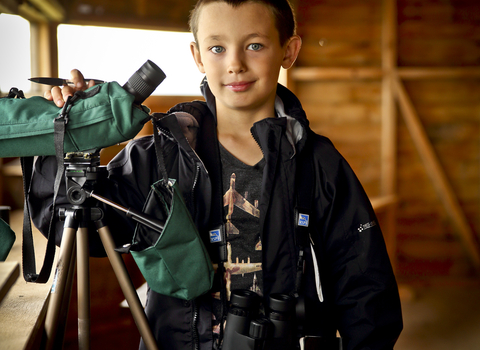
[85,190,165,233]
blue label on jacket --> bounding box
[298,213,309,227]
[209,229,222,243]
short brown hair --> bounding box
[189,0,296,47]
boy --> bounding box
[34,0,403,349]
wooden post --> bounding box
[380,0,398,265]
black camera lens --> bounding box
[123,60,166,105]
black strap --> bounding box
[294,137,315,291]
[21,156,37,279]
[293,134,315,341]
[152,118,170,185]
[22,94,78,283]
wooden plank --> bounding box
[0,0,19,14]
[400,240,465,260]
[291,66,480,81]
[398,40,480,66]
[0,210,56,350]
[396,80,480,103]
[398,67,480,80]
[296,80,381,103]
[298,42,382,67]
[28,0,64,22]
[291,67,383,81]
[299,23,382,40]
[18,3,49,23]
[398,21,480,40]
[0,262,19,304]
[302,103,381,124]
[297,2,381,25]
[393,75,480,271]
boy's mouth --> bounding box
[224,81,254,92]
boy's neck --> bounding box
[216,100,276,132]
[216,104,275,166]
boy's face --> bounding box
[190,2,300,116]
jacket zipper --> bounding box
[250,128,265,159]
[192,299,200,350]
[190,164,201,216]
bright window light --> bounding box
[0,14,31,94]
[57,25,205,96]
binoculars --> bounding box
[222,289,296,350]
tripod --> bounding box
[42,151,159,350]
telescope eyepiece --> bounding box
[123,60,166,105]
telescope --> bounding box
[0,60,166,158]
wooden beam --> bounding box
[0,0,20,14]
[290,66,480,82]
[393,75,480,272]
[398,67,480,80]
[27,0,64,22]
[19,3,49,23]
[290,67,384,81]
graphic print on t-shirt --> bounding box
[212,146,265,337]
[222,172,262,297]
[224,172,260,235]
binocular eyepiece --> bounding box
[222,289,296,350]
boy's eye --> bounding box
[247,43,263,51]
[210,46,225,54]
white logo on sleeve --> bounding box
[357,220,377,233]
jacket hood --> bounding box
[199,76,309,149]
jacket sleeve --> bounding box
[314,140,403,350]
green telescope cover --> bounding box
[0,82,150,158]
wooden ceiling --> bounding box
[0,0,199,30]
[61,0,199,30]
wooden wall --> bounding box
[293,0,480,280]
[2,0,478,283]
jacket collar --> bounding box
[199,77,309,153]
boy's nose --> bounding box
[227,51,246,74]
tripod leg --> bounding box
[96,224,159,350]
[77,226,91,350]
[44,221,78,350]
[51,241,77,350]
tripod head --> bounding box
[60,148,165,234]
[64,149,106,207]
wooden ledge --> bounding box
[0,210,56,350]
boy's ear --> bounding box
[190,42,206,74]
[282,35,302,70]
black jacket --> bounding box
[29,81,402,350]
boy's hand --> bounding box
[44,69,97,107]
